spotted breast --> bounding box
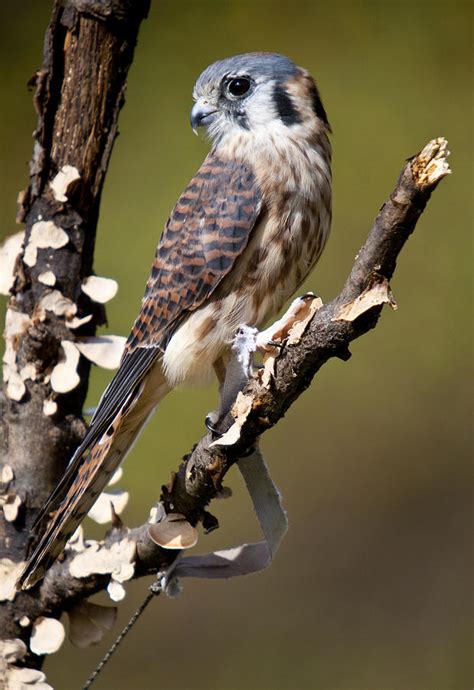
[162,117,332,387]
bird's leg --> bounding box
[205,330,259,436]
[213,357,227,389]
[206,294,321,437]
[221,326,258,411]
[205,357,228,434]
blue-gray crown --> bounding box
[194,52,299,90]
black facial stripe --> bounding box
[235,110,249,129]
[309,82,330,130]
[273,84,302,126]
[220,98,250,129]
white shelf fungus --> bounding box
[43,399,58,416]
[81,275,118,304]
[50,165,80,202]
[148,513,198,550]
[23,221,68,268]
[0,559,25,602]
[0,231,24,295]
[38,270,56,286]
[2,494,22,523]
[39,290,77,318]
[29,617,65,656]
[87,489,129,525]
[50,341,80,393]
[75,335,126,369]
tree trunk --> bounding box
[0,0,149,667]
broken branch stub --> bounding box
[411,137,451,189]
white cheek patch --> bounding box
[207,113,241,144]
[244,80,280,129]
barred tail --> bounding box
[16,361,168,590]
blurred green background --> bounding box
[1,1,472,689]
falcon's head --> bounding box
[190,52,330,146]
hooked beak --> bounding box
[190,100,218,134]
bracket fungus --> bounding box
[0,559,25,602]
[38,290,77,319]
[50,341,80,393]
[148,513,198,550]
[1,638,54,690]
[0,465,14,484]
[87,489,129,525]
[75,335,126,370]
[29,617,65,656]
[3,309,31,401]
[43,399,58,417]
[81,276,118,304]
[1,493,22,523]
[37,270,56,287]
[66,313,93,330]
[69,537,136,585]
[49,165,81,203]
[23,221,68,268]
[0,231,24,295]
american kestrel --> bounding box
[17,52,332,589]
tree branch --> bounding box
[14,138,450,625]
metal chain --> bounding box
[82,578,162,690]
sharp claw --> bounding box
[205,413,220,436]
[265,339,284,349]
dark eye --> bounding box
[226,77,251,98]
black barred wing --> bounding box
[30,153,261,534]
[126,152,262,351]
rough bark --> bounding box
[0,0,149,671]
